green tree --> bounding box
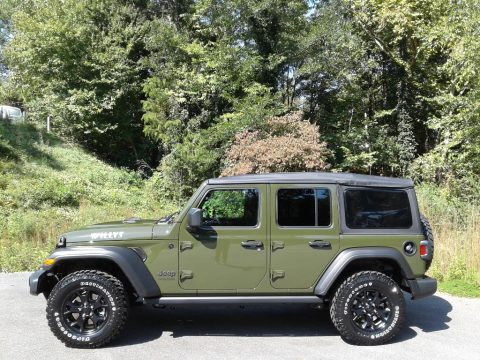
[143,0,308,194]
[298,0,452,176]
[3,0,479,198]
[411,0,480,196]
[4,0,156,166]
[0,0,17,102]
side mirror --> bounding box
[187,208,202,232]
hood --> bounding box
[62,217,176,244]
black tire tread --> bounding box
[420,214,434,270]
[46,270,129,348]
[330,271,405,345]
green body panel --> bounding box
[339,234,426,277]
[65,221,188,294]
[64,219,165,244]
[269,184,340,289]
[58,178,428,296]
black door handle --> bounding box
[241,240,264,249]
[309,240,332,249]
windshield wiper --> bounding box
[157,211,180,224]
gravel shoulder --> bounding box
[1,272,479,360]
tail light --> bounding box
[419,240,433,261]
[419,244,428,256]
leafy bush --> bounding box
[222,112,331,176]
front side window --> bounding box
[277,188,331,227]
[344,189,412,229]
[199,189,259,226]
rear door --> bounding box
[269,184,340,289]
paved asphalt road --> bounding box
[1,272,479,360]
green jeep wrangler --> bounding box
[29,172,436,347]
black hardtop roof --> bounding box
[208,172,414,188]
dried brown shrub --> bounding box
[221,112,330,176]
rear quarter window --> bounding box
[345,189,412,229]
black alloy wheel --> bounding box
[62,287,110,335]
[350,289,392,332]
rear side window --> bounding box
[344,189,412,229]
[199,189,259,226]
[277,188,331,227]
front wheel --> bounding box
[330,271,405,345]
[46,270,129,348]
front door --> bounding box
[178,185,268,291]
[269,184,340,289]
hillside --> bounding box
[0,123,175,271]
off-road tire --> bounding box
[46,270,129,348]
[420,214,434,270]
[330,271,405,345]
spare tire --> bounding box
[420,214,434,270]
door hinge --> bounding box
[180,241,193,251]
[271,270,285,281]
[272,241,285,251]
[180,270,194,281]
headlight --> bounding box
[57,236,66,248]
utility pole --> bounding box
[47,116,51,133]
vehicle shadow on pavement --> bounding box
[111,295,452,347]
[112,304,336,346]
[392,295,452,343]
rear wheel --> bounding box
[46,270,129,348]
[330,271,405,345]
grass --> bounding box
[417,184,480,297]
[0,122,177,272]
[1,122,479,297]
[438,279,480,298]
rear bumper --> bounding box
[408,276,437,300]
[29,268,47,296]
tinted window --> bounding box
[345,189,412,229]
[277,188,331,227]
[278,189,315,226]
[200,189,258,226]
[316,189,331,226]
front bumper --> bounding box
[29,268,47,296]
[408,276,437,300]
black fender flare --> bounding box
[42,246,161,298]
[314,247,414,296]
